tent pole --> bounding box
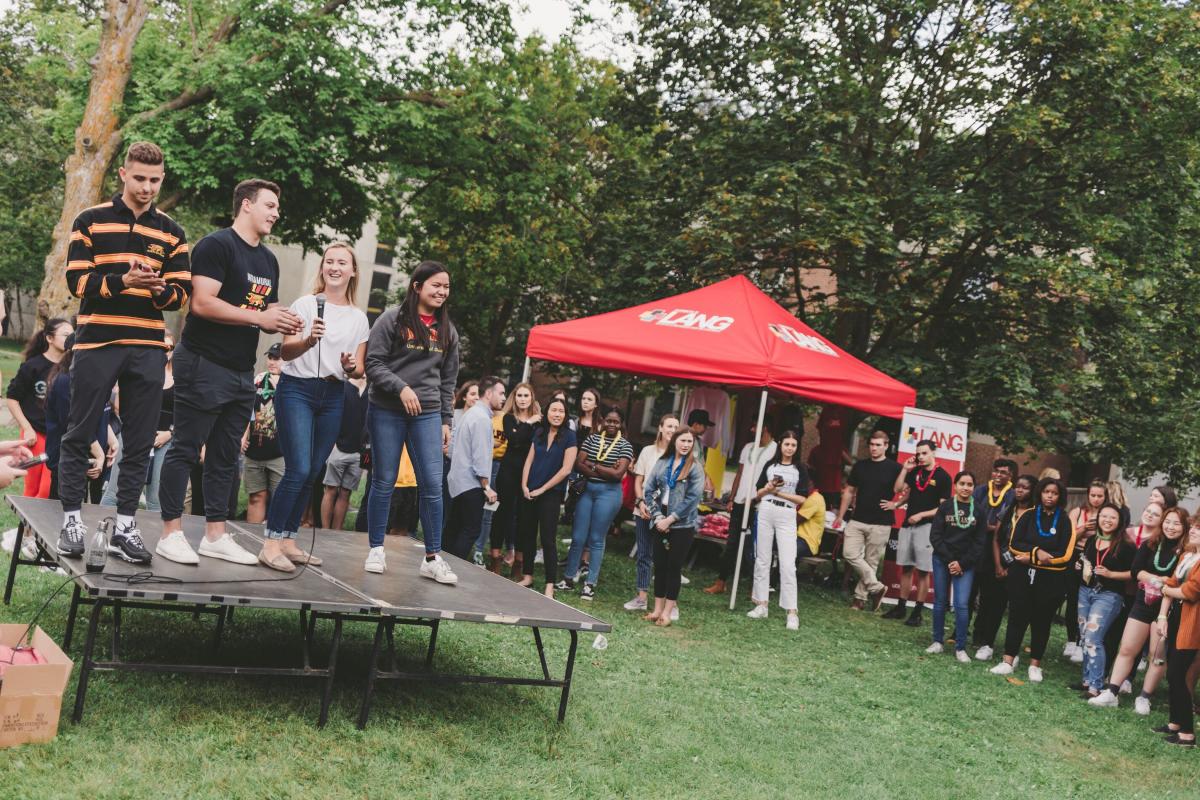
[729,388,768,611]
[521,356,531,384]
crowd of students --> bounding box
[5,139,1200,743]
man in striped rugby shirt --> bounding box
[57,141,190,564]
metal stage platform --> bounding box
[4,497,610,728]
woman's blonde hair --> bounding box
[1105,480,1127,509]
[500,382,541,420]
[312,241,359,302]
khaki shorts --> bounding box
[896,522,933,572]
[244,456,285,496]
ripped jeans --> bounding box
[1077,585,1125,691]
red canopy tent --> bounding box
[524,275,916,609]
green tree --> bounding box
[620,0,1200,482]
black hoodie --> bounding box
[930,496,987,567]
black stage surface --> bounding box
[4,496,609,728]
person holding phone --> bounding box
[57,142,191,564]
[0,441,33,489]
[746,430,811,630]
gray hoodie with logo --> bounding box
[365,307,460,424]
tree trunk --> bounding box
[38,0,150,321]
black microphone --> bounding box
[315,293,326,319]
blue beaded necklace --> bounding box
[1035,505,1060,538]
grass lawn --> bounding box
[0,453,1196,798]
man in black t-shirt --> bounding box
[835,429,902,611]
[155,179,303,565]
[882,438,952,625]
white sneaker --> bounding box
[1119,679,1132,695]
[786,614,799,631]
[974,645,994,661]
[746,604,768,619]
[1063,641,1078,658]
[956,650,971,664]
[1069,647,1084,665]
[1028,665,1044,683]
[156,531,199,565]
[534,549,544,565]
[1088,689,1119,708]
[670,607,679,622]
[364,546,386,574]
[419,554,457,585]
[990,661,1014,676]
[1136,657,1147,672]
[623,596,648,611]
[679,574,690,586]
[1134,695,1151,715]
[925,642,944,654]
[197,533,257,565]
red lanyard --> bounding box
[914,468,931,492]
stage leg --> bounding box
[557,629,579,724]
[63,584,82,650]
[357,619,388,730]
[300,607,313,670]
[73,598,106,723]
[424,619,439,670]
[111,602,123,660]
[318,617,343,729]
[3,520,26,605]
[213,605,227,653]
[384,621,397,671]
[532,627,551,680]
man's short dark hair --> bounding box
[479,376,504,395]
[125,141,163,166]
[232,179,281,219]
[915,438,936,451]
[994,458,1018,474]
[869,429,890,444]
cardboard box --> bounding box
[0,624,73,748]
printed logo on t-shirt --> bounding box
[403,323,443,353]
[241,275,273,311]
[34,380,47,400]
[146,243,167,259]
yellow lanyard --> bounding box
[988,482,1012,508]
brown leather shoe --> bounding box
[258,550,296,573]
[703,580,726,595]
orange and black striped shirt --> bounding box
[65,194,191,350]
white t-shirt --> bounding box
[760,462,803,508]
[633,443,666,519]
[282,294,370,380]
[735,440,777,504]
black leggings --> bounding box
[1063,564,1082,642]
[1166,603,1197,734]
[654,526,695,601]
[972,564,1008,648]
[1005,567,1065,661]
[518,491,561,584]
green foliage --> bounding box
[620,0,1200,483]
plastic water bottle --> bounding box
[86,519,111,574]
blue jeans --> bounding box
[366,404,443,551]
[474,460,502,553]
[635,516,654,592]
[264,376,344,539]
[1077,585,1125,691]
[564,480,623,586]
[144,442,171,513]
[932,554,974,649]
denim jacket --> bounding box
[643,456,706,530]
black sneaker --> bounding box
[882,603,907,620]
[1165,732,1196,748]
[57,519,87,558]
[109,526,153,564]
[554,578,576,592]
[580,583,595,601]
[904,608,924,627]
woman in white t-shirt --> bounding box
[624,413,679,612]
[259,242,370,571]
[747,430,812,630]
